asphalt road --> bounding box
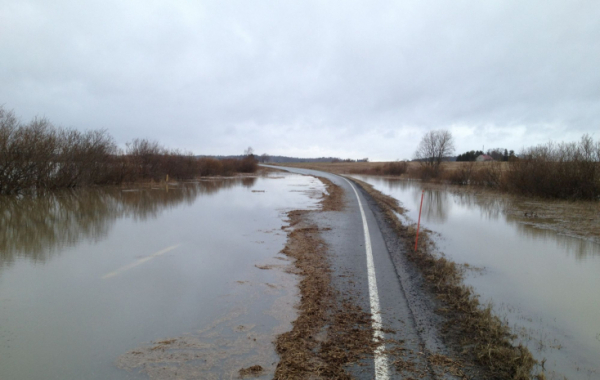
[264,165,454,380]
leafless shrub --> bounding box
[506,135,600,199]
[235,156,259,173]
[0,106,258,194]
[197,157,224,176]
[220,159,238,176]
[448,161,476,185]
[381,161,408,175]
[472,161,504,188]
[409,164,440,180]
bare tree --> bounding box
[259,153,269,163]
[414,129,455,175]
[244,146,254,157]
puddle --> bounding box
[0,172,325,380]
[351,175,600,380]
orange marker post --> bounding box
[414,190,425,252]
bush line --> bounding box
[0,107,257,194]
[425,135,600,200]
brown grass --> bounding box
[318,176,345,211]
[239,365,264,377]
[348,177,539,380]
[278,161,503,180]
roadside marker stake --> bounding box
[415,190,425,252]
[341,177,390,380]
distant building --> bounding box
[475,154,494,162]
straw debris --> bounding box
[239,365,264,377]
[274,177,379,379]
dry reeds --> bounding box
[343,161,409,176]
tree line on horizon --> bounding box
[414,129,600,200]
[455,148,517,162]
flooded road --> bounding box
[0,172,325,380]
[351,176,600,380]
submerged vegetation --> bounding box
[0,107,257,195]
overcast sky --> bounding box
[1,0,599,160]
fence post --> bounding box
[415,190,425,252]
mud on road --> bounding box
[274,177,381,379]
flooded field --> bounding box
[0,172,325,380]
[352,176,600,380]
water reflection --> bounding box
[421,189,450,223]
[0,177,256,267]
[384,180,450,222]
[450,191,506,220]
[355,176,600,259]
[509,218,600,260]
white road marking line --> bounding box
[341,177,390,380]
[101,244,181,279]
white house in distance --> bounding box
[475,154,494,162]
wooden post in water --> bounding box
[414,190,425,252]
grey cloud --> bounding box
[1,0,599,160]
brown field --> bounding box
[277,161,508,178]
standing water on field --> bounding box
[0,172,325,380]
[352,176,600,380]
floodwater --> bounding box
[0,172,325,380]
[351,176,600,380]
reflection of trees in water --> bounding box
[381,179,451,223]
[450,192,506,220]
[0,177,256,266]
[374,177,600,260]
[420,190,450,223]
[382,178,421,192]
